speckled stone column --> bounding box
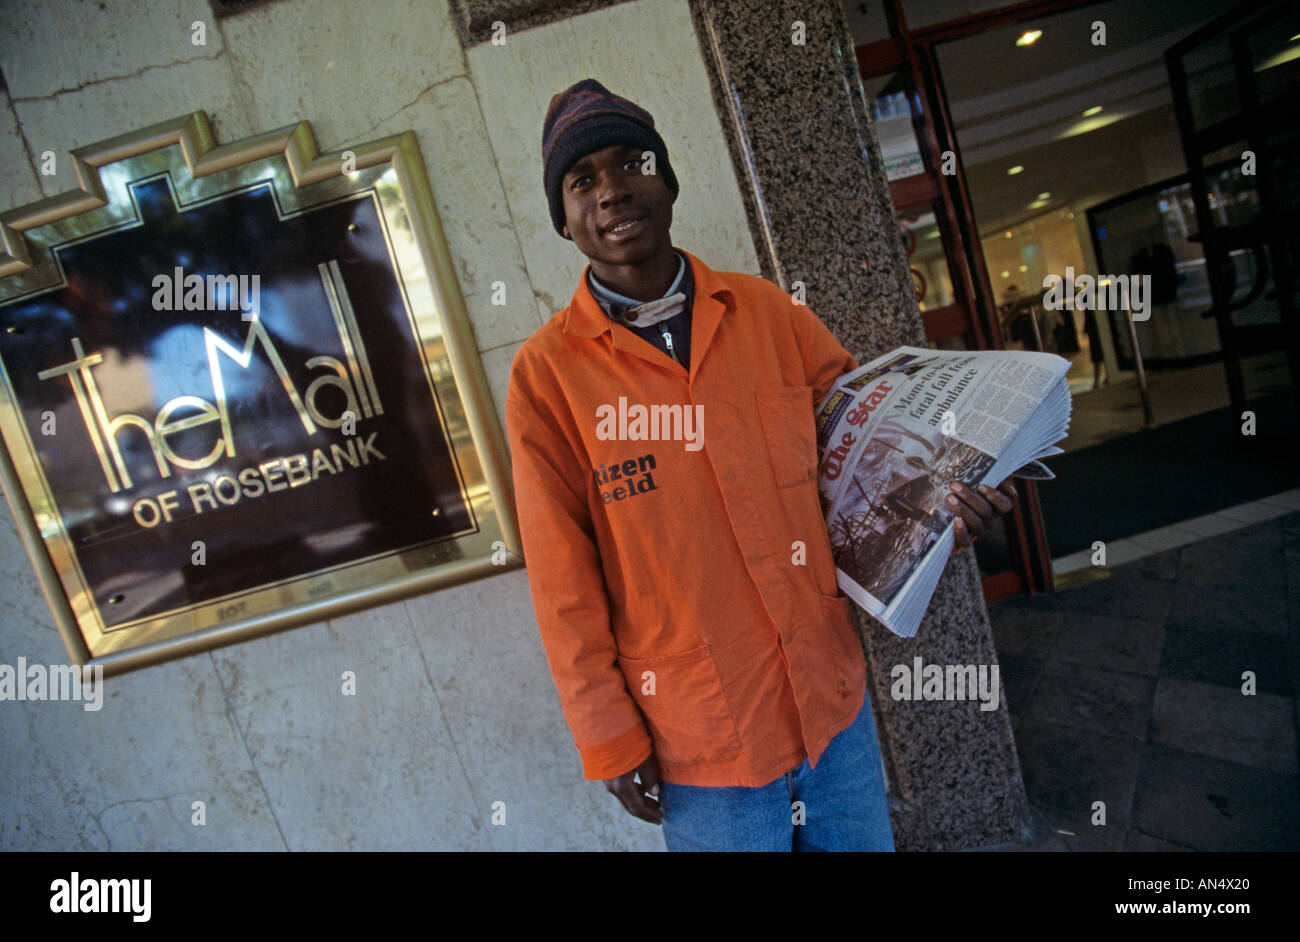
[690,0,1031,850]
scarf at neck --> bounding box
[588,252,691,327]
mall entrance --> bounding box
[847,0,1299,597]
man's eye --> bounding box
[623,157,644,171]
[570,175,590,189]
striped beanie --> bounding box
[542,78,678,237]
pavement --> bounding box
[976,508,1300,851]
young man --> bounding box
[505,79,1016,851]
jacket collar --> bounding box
[587,251,688,324]
[561,249,733,378]
[563,249,729,337]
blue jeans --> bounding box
[659,692,895,851]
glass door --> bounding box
[1166,0,1300,419]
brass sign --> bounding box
[0,112,520,674]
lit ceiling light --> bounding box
[1004,230,1014,239]
[1000,270,1011,278]
[1007,165,1025,175]
[1018,264,1028,272]
[1037,192,1051,200]
[1082,105,1103,117]
[1016,30,1042,46]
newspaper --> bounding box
[815,346,1072,638]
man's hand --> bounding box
[947,479,1017,550]
[604,754,663,824]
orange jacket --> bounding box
[505,250,866,787]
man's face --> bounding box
[560,144,675,274]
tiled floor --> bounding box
[978,508,1300,851]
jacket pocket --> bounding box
[755,385,817,487]
[820,592,867,699]
[617,645,743,766]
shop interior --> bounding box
[847,0,1298,588]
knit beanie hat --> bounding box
[542,78,679,237]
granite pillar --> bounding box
[689,0,1032,850]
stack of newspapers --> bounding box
[815,345,1072,638]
